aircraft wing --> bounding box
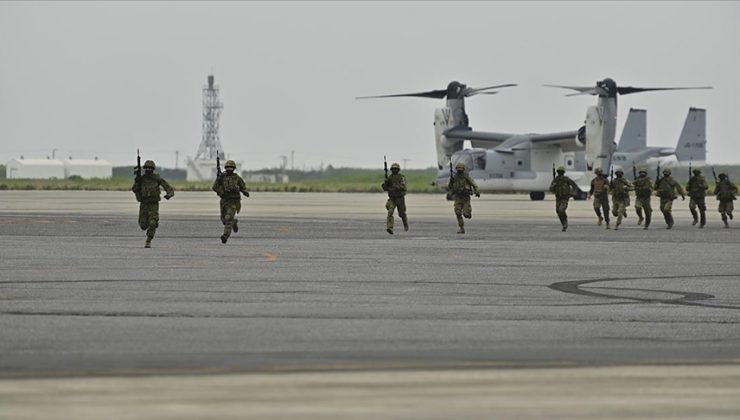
[443,127,516,147]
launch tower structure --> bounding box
[195,75,225,161]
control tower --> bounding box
[187,75,240,181]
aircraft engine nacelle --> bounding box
[434,107,463,169]
[583,105,610,172]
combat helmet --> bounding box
[224,160,236,169]
[692,168,701,175]
[718,172,728,179]
[390,163,401,170]
[594,168,603,175]
[455,162,466,170]
[638,167,648,174]
[663,168,672,175]
[143,160,156,169]
[556,166,565,172]
[615,169,624,175]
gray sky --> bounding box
[1,1,738,170]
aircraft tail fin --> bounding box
[675,107,706,162]
[617,108,646,152]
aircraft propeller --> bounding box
[356,81,517,100]
[544,78,711,97]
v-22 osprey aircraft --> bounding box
[358,78,710,200]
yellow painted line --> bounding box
[262,252,278,262]
[275,226,290,233]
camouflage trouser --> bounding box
[689,197,706,226]
[220,198,242,237]
[592,193,610,223]
[718,200,734,221]
[138,202,159,240]
[612,197,628,225]
[454,196,472,228]
[659,198,675,226]
[634,196,652,227]
[385,196,408,230]
[555,197,570,226]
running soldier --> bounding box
[687,168,709,228]
[131,160,174,248]
[588,168,611,229]
[383,162,408,234]
[654,168,685,229]
[714,173,737,228]
[609,169,633,230]
[633,168,653,230]
[212,160,249,243]
[549,166,579,232]
[448,162,480,234]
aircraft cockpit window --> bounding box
[473,153,486,170]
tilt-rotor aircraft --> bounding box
[611,107,707,174]
[358,79,710,200]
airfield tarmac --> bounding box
[1,191,739,419]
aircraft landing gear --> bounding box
[529,191,545,201]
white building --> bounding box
[186,158,242,181]
[5,158,65,179]
[62,158,112,179]
[4,158,112,179]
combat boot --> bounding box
[614,222,619,231]
[386,228,394,235]
[729,212,734,220]
[637,217,643,226]
[233,218,239,233]
[221,234,228,244]
[636,209,643,225]
[597,216,603,226]
[691,218,698,226]
[401,216,409,232]
[605,223,610,230]
[724,220,730,228]
[144,238,152,248]
[457,227,465,234]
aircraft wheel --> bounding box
[529,191,545,201]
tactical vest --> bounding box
[386,174,406,198]
[611,178,629,199]
[592,176,608,194]
[717,180,737,202]
[139,176,161,201]
[450,175,474,196]
[634,177,653,198]
[553,177,573,198]
[687,176,707,198]
[222,174,240,193]
[657,178,677,200]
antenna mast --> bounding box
[195,75,225,160]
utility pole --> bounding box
[52,149,58,159]
[291,150,295,171]
[175,150,180,169]
[402,158,410,170]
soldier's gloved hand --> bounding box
[475,192,480,198]
[242,191,250,197]
[587,194,592,200]
[682,195,686,201]
[164,194,173,200]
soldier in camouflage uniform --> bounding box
[609,169,633,230]
[687,168,709,228]
[654,168,685,229]
[549,166,579,232]
[633,168,653,230]
[714,173,738,228]
[212,160,250,243]
[448,162,480,234]
[587,167,611,229]
[131,160,174,248]
[382,162,408,235]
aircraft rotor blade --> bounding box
[617,86,713,95]
[356,89,448,100]
[464,83,518,96]
[543,84,606,96]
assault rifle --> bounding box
[632,161,637,181]
[216,150,222,179]
[552,163,556,180]
[450,158,455,181]
[712,166,718,183]
[688,159,693,184]
[134,149,142,182]
[382,156,389,190]
[656,164,662,186]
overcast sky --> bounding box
[1,1,738,170]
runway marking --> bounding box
[549,274,740,310]
[0,217,77,224]
[275,226,290,233]
[262,252,278,262]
